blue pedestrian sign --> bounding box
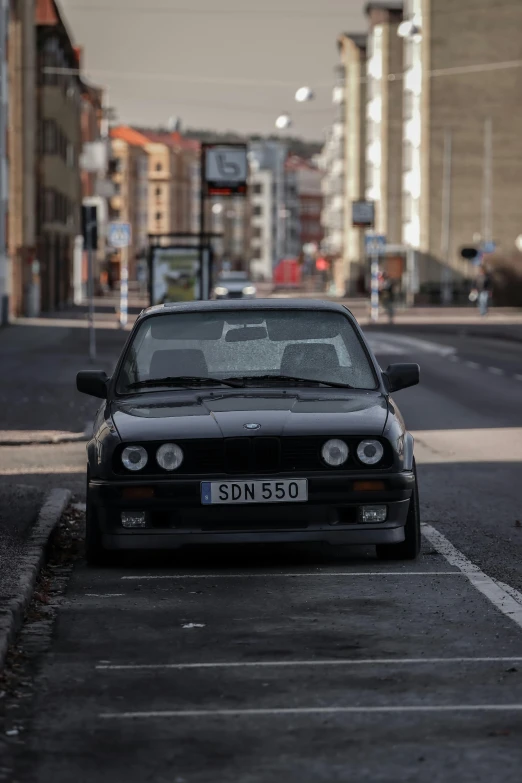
[108,222,132,249]
[365,233,386,255]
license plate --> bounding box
[201,479,308,505]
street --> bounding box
[1,315,522,781]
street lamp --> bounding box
[275,114,292,130]
[397,19,422,41]
[295,86,314,103]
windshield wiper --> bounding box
[224,374,353,389]
[127,375,244,390]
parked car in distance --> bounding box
[213,271,256,299]
[77,299,420,566]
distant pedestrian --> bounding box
[381,272,396,323]
[476,267,492,316]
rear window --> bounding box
[117,309,377,392]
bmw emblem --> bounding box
[244,423,261,431]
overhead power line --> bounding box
[63,5,363,18]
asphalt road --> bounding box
[1,325,522,781]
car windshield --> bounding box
[116,309,377,394]
[217,272,249,283]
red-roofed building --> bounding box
[108,126,201,281]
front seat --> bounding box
[280,343,341,380]
[149,349,209,378]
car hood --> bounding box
[110,392,389,442]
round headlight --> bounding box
[322,439,349,467]
[357,440,384,466]
[242,285,256,295]
[214,286,228,296]
[122,445,148,472]
[156,443,184,471]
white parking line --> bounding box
[121,572,462,581]
[515,374,522,382]
[96,657,522,672]
[422,524,522,630]
[100,704,522,719]
[465,361,480,369]
[488,367,504,375]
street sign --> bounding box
[481,241,496,255]
[204,144,248,197]
[352,201,375,228]
[108,222,132,249]
[365,233,386,255]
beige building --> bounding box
[402,0,522,300]
[338,33,367,295]
[109,129,149,281]
[365,3,403,247]
[8,0,37,317]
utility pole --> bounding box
[119,243,128,329]
[440,129,453,304]
[482,117,493,246]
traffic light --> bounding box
[82,205,98,251]
[460,247,480,261]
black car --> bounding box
[77,299,420,565]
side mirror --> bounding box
[77,371,109,399]
[383,363,420,394]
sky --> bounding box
[60,1,367,141]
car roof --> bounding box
[138,298,355,320]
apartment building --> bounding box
[402,0,522,297]
[7,0,38,319]
[286,155,323,251]
[248,140,300,281]
[36,0,83,312]
[365,3,403,246]
[109,127,149,281]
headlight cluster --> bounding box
[242,285,256,295]
[321,438,384,467]
[121,444,184,472]
[214,286,228,296]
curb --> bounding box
[0,488,72,673]
[0,434,88,447]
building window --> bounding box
[252,247,262,259]
[253,183,263,195]
[252,226,262,239]
[43,120,57,155]
[155,186,161,197]
[253,205,263,217]
[156,212,162,221]
[155,163,162,172]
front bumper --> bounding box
[89,471,415,550]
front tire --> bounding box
[85,484,112,567]
[376,462,421,561]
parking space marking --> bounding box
[488,366,504,375]
[465,361,480,369]
[121,571,462,581]
[96,657,522,672]
[422,524,522,630]
[100,705,522,720]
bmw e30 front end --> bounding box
[77,300,420,564]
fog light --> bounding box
[360,505,387,523]
[121,511,147,529]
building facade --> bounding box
[109,129,149,282]
[401,0,522,300]
[36,0,83,312]
[365,3,403,246]
[0,0,9,322]
[286,155,323,251]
